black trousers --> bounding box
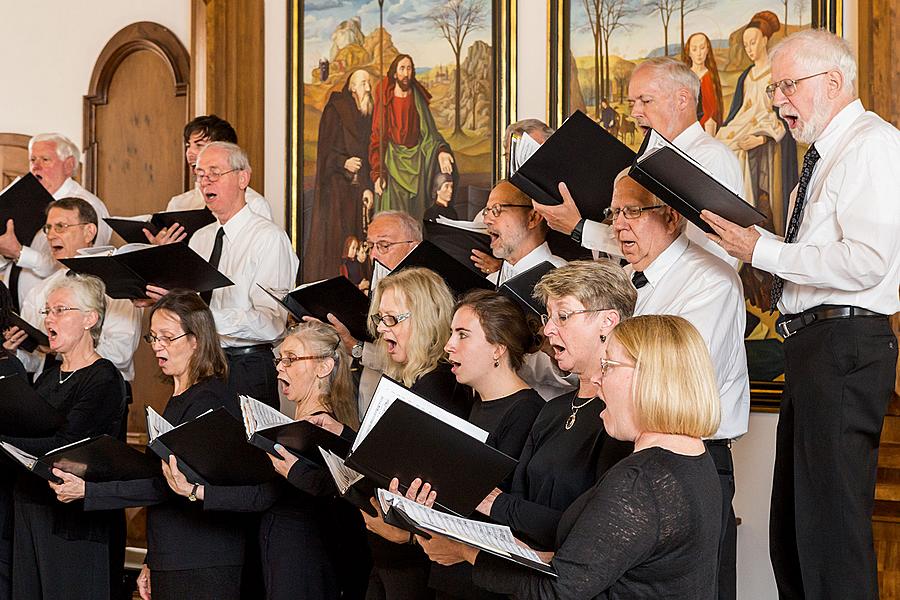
[770,316,897,599]
[225,346,279,409]
[366,564,434,600]
[259,510,339,600]
[151,565,242,600]
[704,441,736,600]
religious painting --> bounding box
[549,0,841,405]
[287,0,515,284]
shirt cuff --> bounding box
[581,220,615,252]
[751,235,783,274]
[16,246,43,270]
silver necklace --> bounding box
[58,369,77,385]
[566,396,596,430]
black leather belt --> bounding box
[776,305,884,339]
[223,343,273,357]
[704,439,732,448]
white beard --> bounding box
[355,92,373,117]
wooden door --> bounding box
[0,133,30,188]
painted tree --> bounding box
[645,0,676,56]
[430,0,487,135]
[679,0,711,51]
[581,0,605,117]
[599,0,636,98]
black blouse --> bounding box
[489,391,633,550]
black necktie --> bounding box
[632,271,648,290]
[771,145,821,308]
[200,227,225,306]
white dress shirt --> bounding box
[582,122,746,268]
[1,178,112,307]
[189,204,297,347]
[16,267,143,381]
[488,242,567,286]
[752,100,900,316]
[168,185,273,221]
[629,233,750,439]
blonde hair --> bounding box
[533,259,636,319]
[285,321,359,430]
[612,315,720,438]
[368,267,454,387]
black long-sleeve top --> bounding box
[489,391,633,550]
[472,447,722,599]
[84,377,252,571]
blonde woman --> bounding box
[416,315,723,598]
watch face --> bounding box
[352,344,363,358]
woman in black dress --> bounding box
[50,291,245,600]
[2,274,127,599]
[419,315,724,599]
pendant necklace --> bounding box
[566,396,596,430]
[59,369,77,386]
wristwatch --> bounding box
[351,341,364,359]
[570,218,587,244]
[188,484,199,502]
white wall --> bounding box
[0,1,190,154]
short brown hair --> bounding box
[149,290,227,387]
[455,290,538,372]
[534,259,636,319]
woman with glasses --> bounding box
[417,315,723,598]
[472,260,635,552]
[46,290,246,600]
[1,274,128,599]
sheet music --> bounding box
[370,260,391,293]
[353,376,488,453]
[434,216,488,233]
[146,406,175,441]
[377,490,551,566]
[240,395,292,437]
[509,131,542,177]
[0,442,37,469]
[319,447,364,494]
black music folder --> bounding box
[394,240,493,298]
[0,173,55,243]
[258,276,373,343]
[318,447,379,516]
[498,261,556,316]
[0,374,63,436]
[5,310,49,353]
[147,407,274,486]
[422,220,492,276]
[240,396,351,462]
[510,110,636,222]
[628,128,766,234]
[345,376,516,516]
[105,208,216,244]
[60,243,233,299]
[0,435,161,484]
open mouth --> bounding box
[47,327,58,343]
[204,192,218,203]
[782,114,798,129]
[277,375,291,393]
[384,338,398,353]
[156,353,168,368]
[550,342,567,360]
[448,358,461,374]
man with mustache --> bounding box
[306,69,376,280]
[0,134,111,309]
[532,58,744,270]
[703,30,900,599]
[369,54,455,220]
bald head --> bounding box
[488,180,532,207]
[348,70,373,116]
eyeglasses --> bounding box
[480,204,532,219]
[371,312,411,328]
[765,71,830,99]
[272,354,329,367]
[603,205,666,221]
[194,167,238,182]
[143,332,189,346]
[42,222,90,235]
[540,308,607,327]
[598,357,633,378]
[362,240,415,253]
[39,306,83,317]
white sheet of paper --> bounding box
[240,395,292,437]
[146,406,174,441]
[0,441,37,469]
[319,447,364,494]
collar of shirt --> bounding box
[671,121,705,151]
[498,242,555,286]
[53,177,78,200]
[639,233,690,289]
[219,203,254,240]
[811,99,865,163]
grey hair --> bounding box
[198,141,252,172]
[48,273,107,347]
[503,118,555,151]
[534,259,637,319]
[371,210,423,242]
[28,133,81,177]
[769,29,857,96]
[633,57,700,104]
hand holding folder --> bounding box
[4,310,49,353]
[0,173,55,244]
[105,208,216,244]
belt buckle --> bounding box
[776,318,797,339]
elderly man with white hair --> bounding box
[703,29,900,599]
[0,133,111,308]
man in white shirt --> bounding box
[154,116,271,245]
[0,133,111,308]
[533,57,744,269]
[703,30,900,599]
[2,198,141,383]
[613,170,748,599]
[147,142,297,409]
